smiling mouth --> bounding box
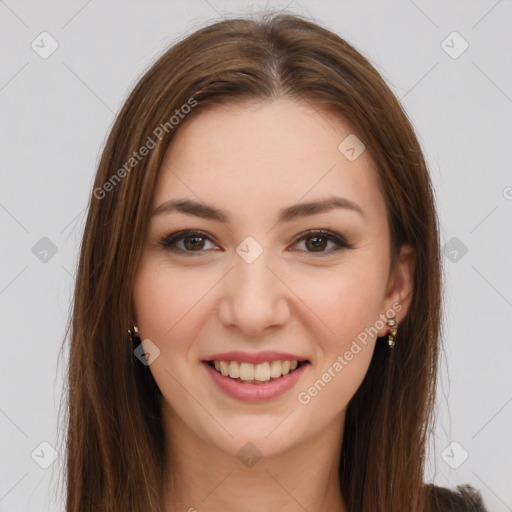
[205,359,309,384]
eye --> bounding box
[159,229,352,256]
[290,229,353,255]
[159,230,218,255]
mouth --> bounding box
[204,359,310,385]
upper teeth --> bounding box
[213,360,299,381]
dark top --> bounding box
[424,484,489,512]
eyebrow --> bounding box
[151,196,367,223]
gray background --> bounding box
[1,0,511,510]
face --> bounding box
[132,98,414,458]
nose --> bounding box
[217,248,291,338]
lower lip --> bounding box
[203,362,309,402]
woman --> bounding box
[60,11,489,512]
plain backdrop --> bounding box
[1,1,511,510]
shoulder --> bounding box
[423,483,489,512]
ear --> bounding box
[377,243,416,337]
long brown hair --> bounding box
[59,11,448,511]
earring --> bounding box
[128,325,140,343]
[386,317,398,349]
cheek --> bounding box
[293,270,382,415]
[291,258,388,346]
[132,259,211,344]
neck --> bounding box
[162,404,347,512]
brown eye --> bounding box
[304,236,328,252]
[182,235,206,251]
[160,230,217,255]
[292,230,352,255]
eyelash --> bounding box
[158,229,353,256]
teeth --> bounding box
[269,360,281,379]
[219,361,229,376]
[254,362,270,381]
[228,361,240,378]
[239,362,254,381]
[210,360,304,383]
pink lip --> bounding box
[203,361,309,402]
[202,351,308,364]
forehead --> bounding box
[154,98,386,224]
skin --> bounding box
[132,98,415,512]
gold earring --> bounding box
[387,317,398,349]
[128,325,139,341]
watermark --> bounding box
[31,31,59,59]
[236,236,264,264]
[440,31,469,60]
[93,97,198,200]
[441,441,469,469]
[31,441,58,469]
[32,236,58,263]
[338,133,366,161]
[443,236,468,263]
[297,301,402,405]
[237,442,263,468]
[133,338,161,366]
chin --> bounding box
[198,414,306,460]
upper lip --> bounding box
[203,351,309,365]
